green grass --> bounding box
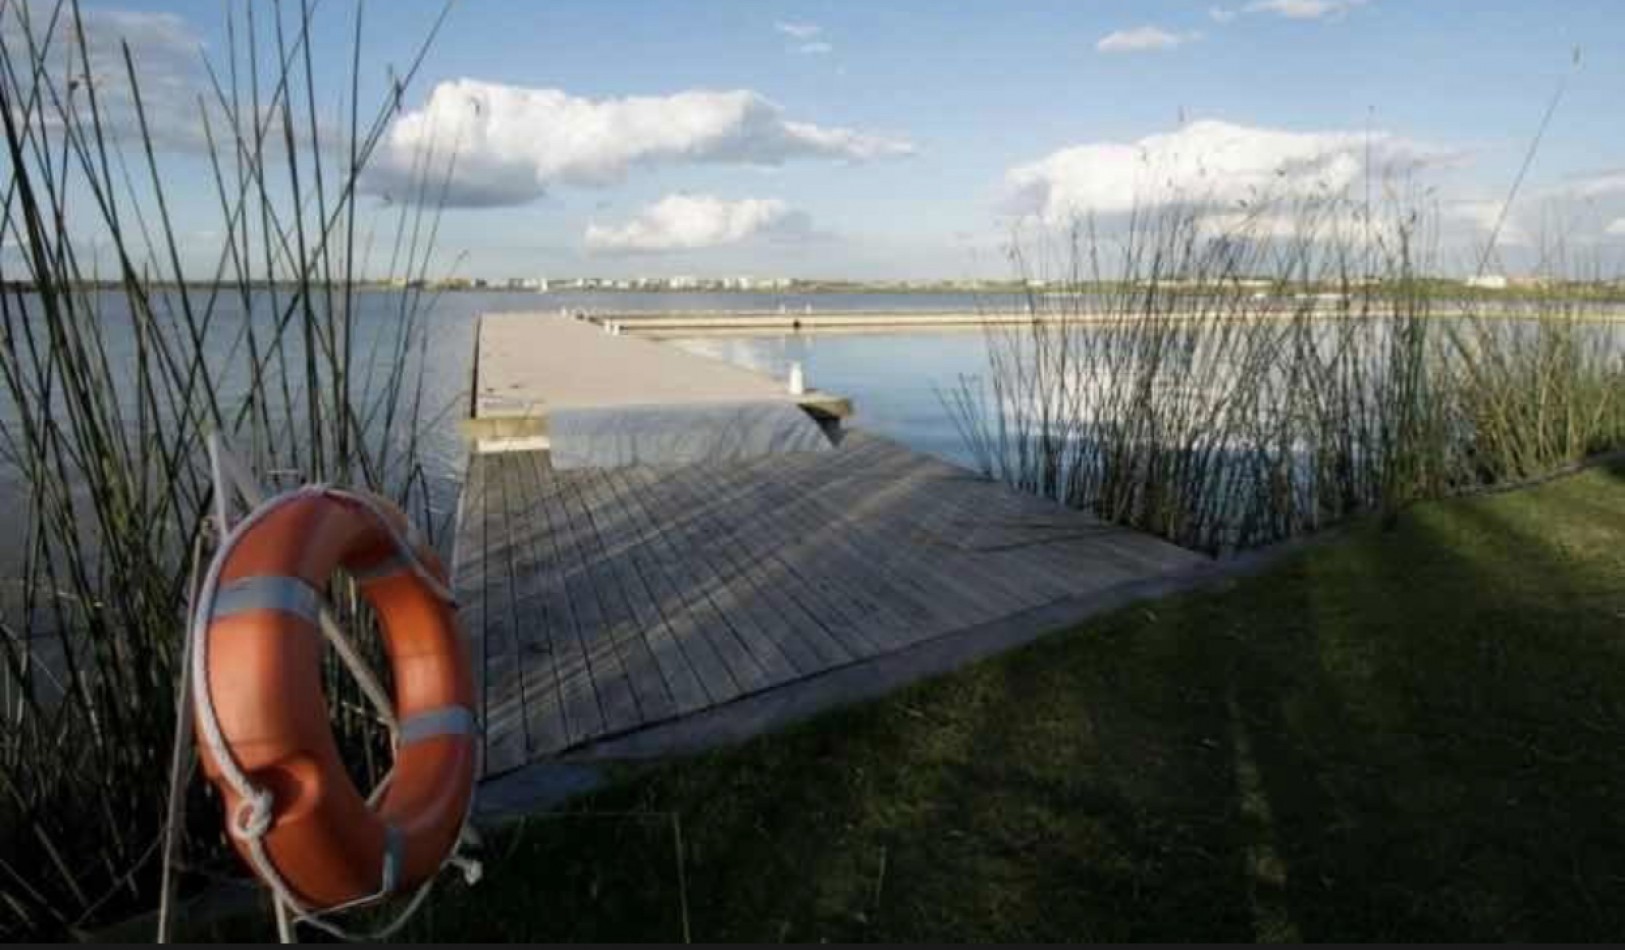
[199,462,1625,943]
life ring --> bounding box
[192,487,477,912]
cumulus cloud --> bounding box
[775,21,821,39]
[1,6,209,151]
[370,80,913,207]
[1004,119,1451,223]
[1445,199,1531,247]
[1567,168,1625,199]
[1208,0,1368,22]
[585,195,811,253]
[777,21,832,54]
[1096,26,1200,53]
[1243,0,1368,20]
[1529,169,1625,243]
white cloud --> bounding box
[1004,119,1451,223]
[1568,169,1625,199]
[1243,0,1369,20]
[1512,169,1625,244]
[797,41,833,55]
[1446,199,1531,247]
[775,21,821,39]
[1209,6,1240,22]
[1,6,208,151]
[371,80,914,207]
[585,195,810,253]
[1096,26,1200,53]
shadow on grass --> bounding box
[197,464,1625,942]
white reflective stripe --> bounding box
[211,576,322,625]
[347,554,408,583]
[380,824,405,894]
[398,705,478,745]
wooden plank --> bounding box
[547,463,644,736]
[624,457,884,665]
[659,462,857,672]
[477,312,827,416]
[499,454,570,756]
[892,472,1088,606]
[751,443,1031,626]
[821,433,1197,597]
[828,457,1070,612]
[576,466,712,718]
[453,453,491,772]
[766,489,965,636]
[564,467,680,724]
[599,465,747,708]
[484,453,530,774]
[640,464,806,682]
[709,515,873,667]
[679,455,908,659]
[769,455,994,634]
[525,456,608,747]
[618,466,781,693]
[460,416,1204,763]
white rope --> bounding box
[325,487,457,606]
[317,606,400,740]
[208,434,402,741]
[160,434,481,943]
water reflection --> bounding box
[668,331,995,468]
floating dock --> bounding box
[579,305,1625,338]
[590,310,1036,337]
[453,312,1203,777]
[463,313,849,452]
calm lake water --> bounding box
[8,288,1620,532]
[667,331,991,468]
[429,291,1003,477]
[0,290,1006,513]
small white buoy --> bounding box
[788,360,806,395]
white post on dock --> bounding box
[788,360,805,396]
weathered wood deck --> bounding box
[452,430,1202,776]
[464,313,849,452]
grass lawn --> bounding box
[227,463,1625,941]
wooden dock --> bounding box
[592,310,1039,337]
[464,312,849,452]
[581,305,1625,338]
[452,312,1204,777]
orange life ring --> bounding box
[194,489,477,911]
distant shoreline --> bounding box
[7,280,1625,304]
[595,308,1625,339]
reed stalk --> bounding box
[947,194,1625,554]
[0,0,455,936]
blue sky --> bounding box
[41,1,1625,278]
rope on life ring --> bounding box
[164,434,483,942]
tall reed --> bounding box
[0,0,456,936]
[946,195,1625,554]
